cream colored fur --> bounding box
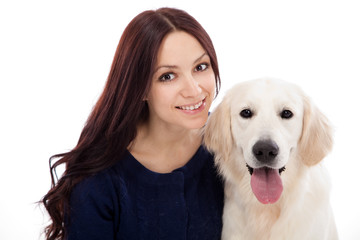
[204,78,337,240]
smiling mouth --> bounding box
[175,98,205,110]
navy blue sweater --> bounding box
[66,145,224,239]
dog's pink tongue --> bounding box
[251,168,283,204]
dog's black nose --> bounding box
[252,140,279,162]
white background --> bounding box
[1,0,359,239]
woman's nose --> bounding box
[181,74,202,97]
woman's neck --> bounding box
[128,120,202,173]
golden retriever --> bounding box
[204,78,338,240]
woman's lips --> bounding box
[175,98,206,114]
[176,98,204,110]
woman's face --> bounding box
[146,31,216,131]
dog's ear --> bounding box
[298,95,333,166]
[203,97,234,161]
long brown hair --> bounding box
[42,7,221,240]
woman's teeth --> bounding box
[177,100,203,110]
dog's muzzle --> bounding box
[248,139,285,204]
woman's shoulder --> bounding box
[70,154,131,203]
[66,157,130,238]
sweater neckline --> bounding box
[123,145,209,181]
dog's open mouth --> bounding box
[246,165,286,204]
[247,165,285,175]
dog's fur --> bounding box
[204,78,337,240]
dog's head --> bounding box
[204,78,333,204]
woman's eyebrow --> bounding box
[154,52,208,73]
[154,65,178,73]
[193,52,208,64]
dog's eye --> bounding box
[281,110,293,119]
[240,109,253,118]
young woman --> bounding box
[42,7,223,240]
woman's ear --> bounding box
[203,97,234,162]
[298,95,333,166]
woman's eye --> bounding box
[281,110,293,119]
[194,63,208,72]
[159,73,175,82]
[240,109,253,118]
